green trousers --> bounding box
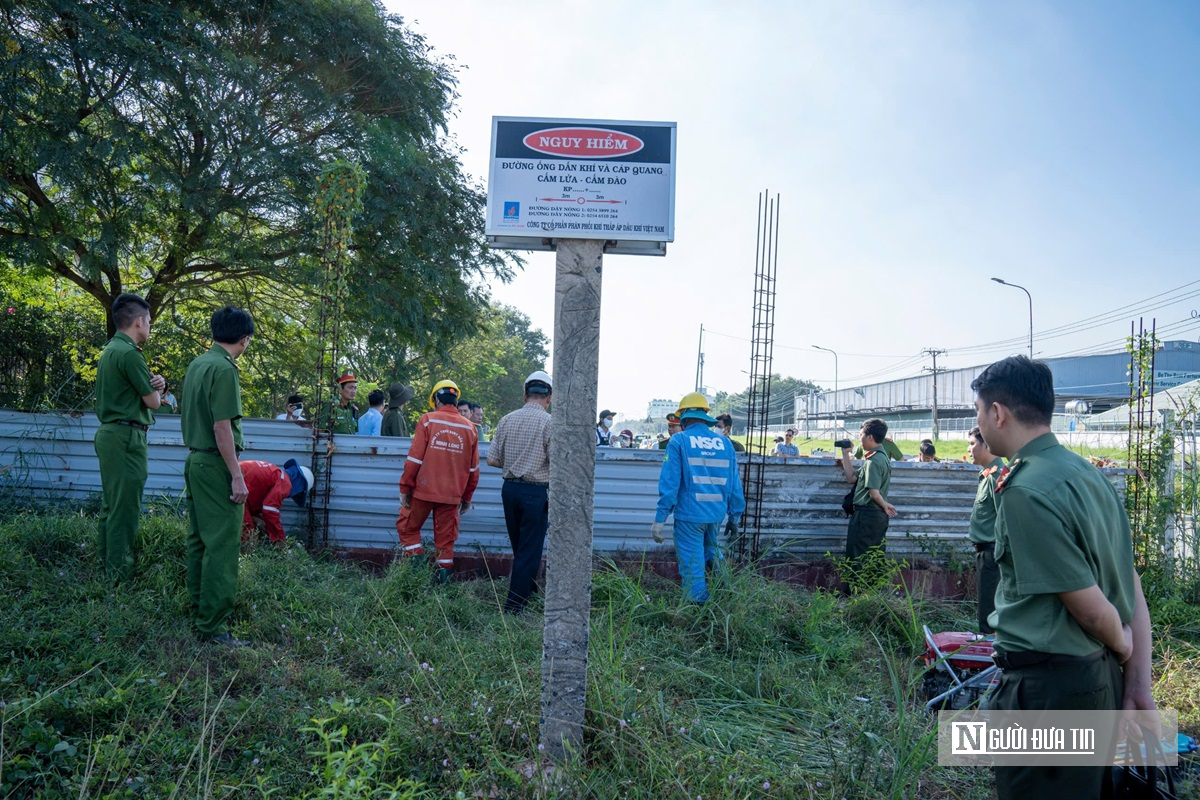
[845,504,888,560]
[94,423,148,582]
[976,545,1000,633]
[184,452,243,637]
[989,651,1122,800]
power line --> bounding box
[710,278,1200,368]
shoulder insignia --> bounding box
[994,458,1023,495]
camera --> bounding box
[834,439,853,450]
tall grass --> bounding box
[0,511,1195,798]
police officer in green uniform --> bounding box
[966,425,1003,633]
[317,374,359,434]
[93,294,166,582]
[381,382,415,437]
[838,418,898,567]
[182,306,255,647]
[972,356,1154,799]
[853,436,904,461]
[656,412,682,450]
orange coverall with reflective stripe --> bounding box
[239,460,292,543]
[396,405,480,565]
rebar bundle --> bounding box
[739,191,780,562]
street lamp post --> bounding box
[812,345,838,423]
[991,278,1033,358]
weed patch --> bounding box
[0,512,1195,798]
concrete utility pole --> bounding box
[922,348,947,441]
[540,238,604,762]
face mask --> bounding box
[602,418,613,428]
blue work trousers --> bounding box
[673,519,724,603]
[501,480,549,613]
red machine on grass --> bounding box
[920,626,1000,711]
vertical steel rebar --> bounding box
[740,191,780,562]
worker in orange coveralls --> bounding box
[396,379,480,584]
[239,458,313,545]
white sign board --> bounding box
[486,116,677,256]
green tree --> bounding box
[711,374,821,431]
[396,303,549,429]
[0,0,513,344]
[0,267,105,410]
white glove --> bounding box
[650,522,665,543]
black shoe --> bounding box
[206,632,252,648]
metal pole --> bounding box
[694,324,705,393]
[812,345,838,424]
[991,278,1033,358]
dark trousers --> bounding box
[501,480,548,613]
[989,651,1122,800]
[975,544,1000,633]
[845,504,889,560]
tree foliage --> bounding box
[0,269,105,410]
[0,0,513,349]
[711,374,821,430]
[342,303,549,431]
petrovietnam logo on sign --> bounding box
[522,127,645,159]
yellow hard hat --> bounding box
[428,379,460,409]
[676,392,710,415]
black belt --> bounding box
[110,420,149,432]
[505,477,548,487]
[993,648,1105,670]
[189,448,219,455]
[973,542,995,552]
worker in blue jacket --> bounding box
[651,392,746,603]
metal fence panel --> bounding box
[0,411,1128,560]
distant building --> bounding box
[799,340,1200,426]
[646,398,677,422]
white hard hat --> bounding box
[524,370,552,394]
[298,465,314,495]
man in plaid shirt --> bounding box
[487,371,553,613]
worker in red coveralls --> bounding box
[239,458,314,546]
[396,379,480,584]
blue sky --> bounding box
[388,1,1200,420]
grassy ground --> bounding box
[1,511,1197,799]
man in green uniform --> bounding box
[656,412,682,450]
[853,436,904,461]
[182,305,255,647]
[381,382,415,437]
[972,356,1154,799]
[316,374,359,434]
[967,425,1003,633]
[838,418,898,567]
[93,294,166,582]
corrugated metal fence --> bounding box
[0,411,1128,560]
